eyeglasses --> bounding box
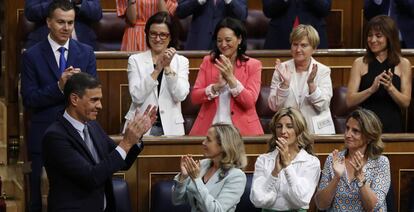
[148,31,170,40]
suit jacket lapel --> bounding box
[59,116,96,162]
[59,116,101,163]
[40,40,61,80]
[66,39,77,68]
[144,51,158,98]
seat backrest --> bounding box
[236,173,261,212]
[150,173,260,212]
[330,86,355,133]
[92,12,125,51]
[181,87,201,134]
[255,86,273,134]
[112,178,133,212]
[151,180,191,212]
[245,10,270,50]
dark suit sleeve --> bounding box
[20,52,64,109]
[43,128,141,190]
[227,0,248,21]
[395,0,414,16]
[304,0,332,17]
[85,46,98,78]
[24,0,51,22]
[262,0,289,18]
[176,0,202,18]
[77,0,103,21]
[93,122,142,170]
[364,0,389,20]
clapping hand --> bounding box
[160,47,176,68]
[349,151,365,181]
[369,71,385,94]
[331,149,345,179]
[275,137,292,168]
[307,64,318,94]
[58,66,81,90]
[214,55,237,87]
[122,105,157,152]
[379,69,394,91]
[275,59,291,89]
[182,155,200,180]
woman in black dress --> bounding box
[346,15,412,133]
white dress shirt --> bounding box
[250,149,321,210]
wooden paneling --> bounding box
[96,50,414,134]
[4,0,371,141]
[112,134,414,212]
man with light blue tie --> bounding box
[20,0,97,211]
[364,0,414,48]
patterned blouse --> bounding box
[318,150,390,211]
[116,0,177,51]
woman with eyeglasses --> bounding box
[116,0,177,51]
[172,123,247,211]
[123,11,189,136]
[250,107,321,211]
[268,24,335,135]
[189,17,264,136]
[315,108,390,211]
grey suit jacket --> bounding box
[172,159,247,212]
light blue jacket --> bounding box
[172,159,247,212]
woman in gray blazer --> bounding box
[172,123,247,212]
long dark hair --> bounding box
[363,15,401,66]
[210,17,249,65]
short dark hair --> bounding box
[144,11,177,49]
[363,15,401,66]
[211,17,248,63]
[48,0,75,19]
[64,72,101,106]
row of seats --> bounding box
[181,86,353,134]
[17,10,269,51]
[151,174,260,212]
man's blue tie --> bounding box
[58,47,66,73]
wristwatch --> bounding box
[357,178,367,188]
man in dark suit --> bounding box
[364,0,414,48]
[262,0,331,49]
[176,0,247,50]
[42,72,156,211]
[24,0,102,49]
[20,0,97,211]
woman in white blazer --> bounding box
[268,24,335,134]
[250,107,321,211]
[172,123,247,212]
[123,12,189,135]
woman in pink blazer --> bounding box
[189,17,264,136]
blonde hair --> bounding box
[268,107,314,155]
[346,108,384,159]
[289,24,320,49]
[211,123,247,172]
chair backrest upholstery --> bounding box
[330,86,355,133]
[112,178,133,212]
[255,86,273,134]
[150,173,260,212]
